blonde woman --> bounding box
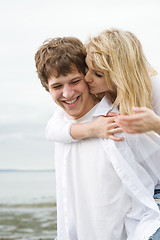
[46,29,160,142]
[44,30,160,239]
[84,29,160,136]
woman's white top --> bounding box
[151,75,160,115]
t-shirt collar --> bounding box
[93,95,119,117]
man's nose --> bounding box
[85,71,92,83]
[62,85,74,99]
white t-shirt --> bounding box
[55,105,131,240]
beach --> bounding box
[0,170,57,239]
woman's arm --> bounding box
[71,113,124,141]
[116,107,160,135]
[46,108,76,143]
[46,109,124,143]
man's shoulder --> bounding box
[48,107,68,122]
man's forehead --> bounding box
[48,71,83,85]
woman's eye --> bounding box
[95,72,103,77]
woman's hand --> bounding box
[90,112,124,141]
[116,107,160,134]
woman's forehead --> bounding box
[86,53,103,73]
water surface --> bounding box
[0,170,57,239]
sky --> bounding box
[0,0,160,170]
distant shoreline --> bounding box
[0,169,55,173]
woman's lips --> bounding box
[87,84,93,89]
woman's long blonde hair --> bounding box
[86,29,157,114]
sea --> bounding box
[0,170,57,240]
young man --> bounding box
[35,37,160,240]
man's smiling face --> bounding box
[48,65,93,120]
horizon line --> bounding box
[0,168,55,172]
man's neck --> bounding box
[86,94,99,114]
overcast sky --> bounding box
[0,0,160,169]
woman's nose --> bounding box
[85,71,92,83]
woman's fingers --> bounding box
[107,112,120,117]
[107,127,124,141]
